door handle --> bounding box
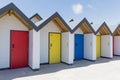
[67,42,68,47]
[75,43,77,46]
[108,42,110,46]
[50,43,52,49]
[50,43,52,47]
[12,44,14,48]
[90,42,92,46]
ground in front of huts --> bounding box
[0,56,120,80]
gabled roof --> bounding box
[96,22,112,35]
[72,18,95,34]
[113,24,120,36]
[37,12,72,32]
[0,3,37,31]
[30,13,42,21]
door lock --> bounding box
[12,44,14,48]
[50,43,52,47]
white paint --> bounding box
[31,17,40,24]
[84,33,96,60]
[73,28,83,34]
[96,32,100,35]
[114,36,120,55]
[69,33,74,64]
[61,32,74,64]
[40,21,61,64]
[29,30,40,70]
[101,35,113,58]
[0,14,29,69]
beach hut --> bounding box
[96,22,113,58]
[72,18,96,61]
[113,24,120,56]
[0,3,40,70]
[37,12,74,65]
[30,13,42,24]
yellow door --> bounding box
[96,36,100,58]
[49,33,60,64]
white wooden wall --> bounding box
[40,21,61,64]
[84,33,96,60]
[101,35,113,58]
[114,36,120,55]
[69,33,74,64]
[29,30,40,70]
[62,32,74,64]
[73,28,83,34]
[0,14,29,69]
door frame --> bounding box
[48,32,61,64]
[10,30,29,68]
[74,34,84,61]
[96,35,101,58]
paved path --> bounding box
[0,56,120,80]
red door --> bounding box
[11,31,28,69]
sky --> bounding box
[0,0,120,31]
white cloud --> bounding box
[87,4,96,10]
[72,3,83,15]
[88,4,93,8]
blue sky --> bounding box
[0,0,120,30]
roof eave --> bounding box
[37,12,72,33]
[0,3,38,31]
[72,18,96,34]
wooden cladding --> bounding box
[53,17,68,32]
[0,11,8,19]
[13,11,33,30]
[98,25,110,35]
[0,10,32,30]
[35,16,41,21]
[79,22,93,34]
[114,27,120,36]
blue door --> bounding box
[75,34,84,60]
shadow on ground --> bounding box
[0,56,120,80]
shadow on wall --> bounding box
[0,56,120,80]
